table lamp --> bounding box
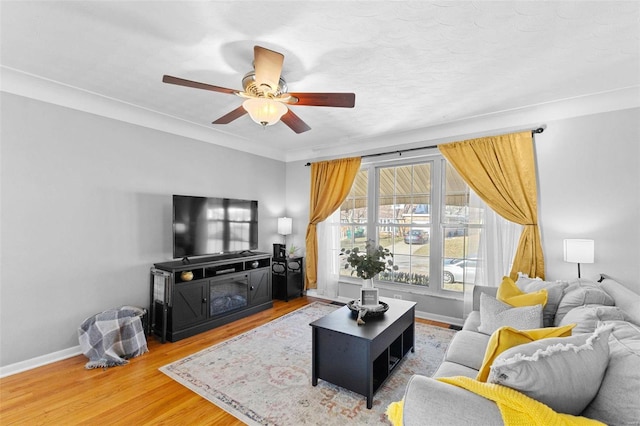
[563,239,594,278]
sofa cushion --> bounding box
[476,324,576,382]
[558,304,628,334]
[432,361,479,379]
[402,375,504,426]
[462,310,481,332]
[598,275,640,325]
[516,275,568,327]
[554,279,614,326]
[582,320,640,425]
[497,276,548,308]
[441,330,491,371]
[478,293,543,335]
[488,326,611,415]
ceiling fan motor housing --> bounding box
[242,71,288,98]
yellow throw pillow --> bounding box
[476,324,576,382]
[497,276,548,307]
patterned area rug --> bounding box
[160,302,457,425]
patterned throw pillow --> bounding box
[477,293,543,335]
[488,326,611,415]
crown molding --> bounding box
[2,67,637,163]
[0,66,283,161]
[290,86,640,162]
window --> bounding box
[338,154,482,296]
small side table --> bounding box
[272,256,304,301]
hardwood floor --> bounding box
[0,297,452,425]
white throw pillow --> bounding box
[516,274,568,327]
[554,279,614,326]
[558,304,628,334]
[477,293,543,335]
[488,325,611,415]
[582,321,640,425]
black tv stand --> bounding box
[150,251,272,342]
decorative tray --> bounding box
[346,300,389,318]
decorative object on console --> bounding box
[563,239,594,278]
[180,270,194,281]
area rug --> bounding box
[160,302,457,425]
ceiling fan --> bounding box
[163,45,356,133]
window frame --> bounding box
[338,152,478,300]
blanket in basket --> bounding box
[78,306,148,369]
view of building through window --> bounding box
[339,157,482,294]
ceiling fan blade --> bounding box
[163,75,239,95]
[286,92,355,108]
[253,46,284,93]
[212,106,247,124]
[280,109,311,134]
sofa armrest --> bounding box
[402,375,503,425]
[472,285,498,311]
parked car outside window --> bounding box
[404,229,429,245]
[443,259,476,284]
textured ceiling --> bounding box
[1,1,639,162]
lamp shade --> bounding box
[242,98,288,126]
[563,239,594,263]
[278,217,292,235]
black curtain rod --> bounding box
[304,127,544,166]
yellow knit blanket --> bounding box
[386,377,606,426]
[437,376,605,426]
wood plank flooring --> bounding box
[0,296,452,425]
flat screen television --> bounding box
[173,195,258,259]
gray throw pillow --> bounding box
[477,293,543,335]
[558,304,628,334]
[554,280,614,326]
[582,321,640,425]
[488,326,611,415]
[516,275,568,327]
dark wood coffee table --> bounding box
[310,297,416,409]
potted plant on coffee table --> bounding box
[341,240,397,311]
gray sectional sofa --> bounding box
[402,275,640,425]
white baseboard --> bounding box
[0,345,82,378]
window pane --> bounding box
[340,169,368,277]
[377,162,432,287]
[441,161,474,292]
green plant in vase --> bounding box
[340,240,397,280]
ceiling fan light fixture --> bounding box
[242,98,288,127]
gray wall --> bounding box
[0,93,286,366]
[537,108,640,285]
[285,107,640,321]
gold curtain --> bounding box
[305,157,362,289]
[438,131,545,280]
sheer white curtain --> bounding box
[316,209,341,298]
[465,191,523,316]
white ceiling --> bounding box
[1,1,639,162]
